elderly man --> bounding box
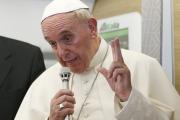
[15,0,180,120]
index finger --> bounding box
[110,38,124,63]
[53,89,74,99]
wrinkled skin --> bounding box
[42,13,99,73]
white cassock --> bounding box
[15,38,180,120]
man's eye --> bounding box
[65,36,70,41]
[62,35,73,44]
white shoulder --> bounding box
[32,62,62,86]
[121,49,159,65]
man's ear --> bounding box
[88,18,97,33]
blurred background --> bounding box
[0,0,179,93]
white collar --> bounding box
[88,37,108,70]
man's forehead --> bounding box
[42,20,74,40]
[43,12,71,21]
[42,14,74,29]
[44,30,72,41]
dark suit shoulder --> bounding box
[0,36,45,120]
[0,36,41,55]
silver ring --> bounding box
[59,103,64,110]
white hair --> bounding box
[73,9,92,20]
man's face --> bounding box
[41,13,98,73]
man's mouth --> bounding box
[65,57,78,65]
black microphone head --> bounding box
[60,67,71,81]
[60,67,71,89]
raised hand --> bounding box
[49,89,75,120]
[98,38,132,101]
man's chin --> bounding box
[69,67,85,73]
[60,61,85,73]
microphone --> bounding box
[60,67,71,89]
[60,67,71,120]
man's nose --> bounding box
[56,43,67,57]
[57,44,66,57]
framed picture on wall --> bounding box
[97,12,142,52]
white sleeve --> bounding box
[114,88,173,120]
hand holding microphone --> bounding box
[49,67,75,120]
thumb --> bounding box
[97,67,109,79]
